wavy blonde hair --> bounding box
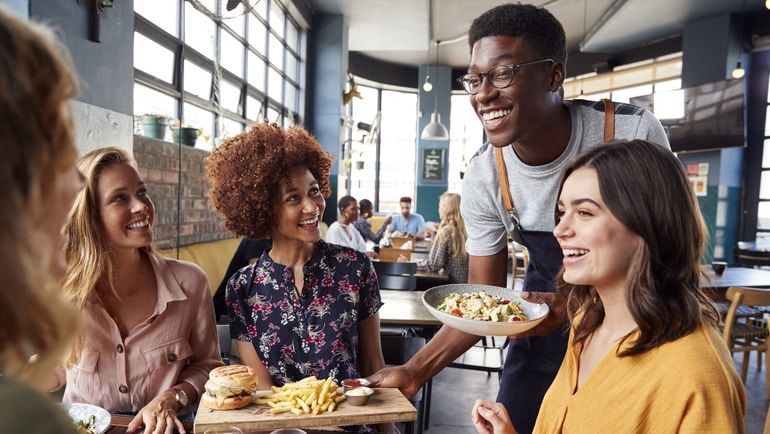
[63,147,155,363]
[0,6,81,386]
[436,193,467,259]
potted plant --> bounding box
[170,120,201,147]
[139,114,169,140]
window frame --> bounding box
[133,0,305,149]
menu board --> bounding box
[422,148,445,181]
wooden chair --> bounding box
[379,247,413,262]
[380,335,428,434]
[722,286,770,397]
[390,235,415,250]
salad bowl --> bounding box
[422,284,549,336]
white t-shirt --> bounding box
[461,99,671,257]
[325,221,367,252]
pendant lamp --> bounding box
[421,40,449,141]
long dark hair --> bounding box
[555,140,718,356]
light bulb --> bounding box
[422,76,433,92]
[731,61,745,79]
[766,0,770,10]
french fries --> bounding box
[254,376,346,415]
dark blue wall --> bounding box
[30,0,134,115]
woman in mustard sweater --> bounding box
[472,140,745,434]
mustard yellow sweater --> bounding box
[533,323,745,433]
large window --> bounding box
[133,0,305,150]
[757,75,770,240]
[448,94,483,193]
[344,84,417,213]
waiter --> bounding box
[367,4,669,433]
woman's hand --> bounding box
[126,390,186,434]
[471,399,518,434]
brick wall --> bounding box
[133,135,234,249]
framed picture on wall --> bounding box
[421,148,445,182]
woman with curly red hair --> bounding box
[206,123,386,406]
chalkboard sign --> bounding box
[422,148,445,181]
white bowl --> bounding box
[422,284,549,336]
[62,402,111,434]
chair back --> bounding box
[380,335,426,365]
[373,261,417,276]
[379,247,412,262]
[378,274,418,291]
[391,236,415,250]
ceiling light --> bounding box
[766,0,770,10]
[731,61,745,79]
[420,40,449,141]
[422,75,433,92]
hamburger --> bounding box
[201,365,258,410]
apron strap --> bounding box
[495,146,515,214]
[602,99,615,143]
[493,101,616,275]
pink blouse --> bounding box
[58,255,223,412]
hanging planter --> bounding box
[140,114,168,140]
[171,126,200,147]
[356,161,365,170]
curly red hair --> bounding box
[206,122,333,238]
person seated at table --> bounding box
[213,237,272,322]
[354,198,392,244]
[418,193,469,284]
[326,195,372,255]
[206,123,387,432]
[0,7,85,432]
[472,140,745,434]
[387,196,427,240]
[58,147,223,434]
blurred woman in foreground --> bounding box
[472,140,745,433]
[419,192,469,284]
[57,147,222,434]
[0,6,85,432]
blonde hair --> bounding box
[436,193,467,259]
[0,6,80,385]
[63,147,155,363]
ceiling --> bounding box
[307,0,769,70]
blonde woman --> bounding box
[56,147,223,434]
[0,6,85,433]
[421,193,469,283]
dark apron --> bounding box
[497,215,568,434]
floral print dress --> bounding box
[226,240,383,386]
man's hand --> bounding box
[509,291,568,339]
[366,366,420,399]
[126,390,185,434]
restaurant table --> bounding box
[701,265,770,289]
[379,290,441,327]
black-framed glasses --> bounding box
[457,58,555,95]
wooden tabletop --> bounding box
[379,290,442,326]
[108,414,349,433]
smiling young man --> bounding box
[368,4,669,433]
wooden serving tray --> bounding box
[193,388,416,433]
